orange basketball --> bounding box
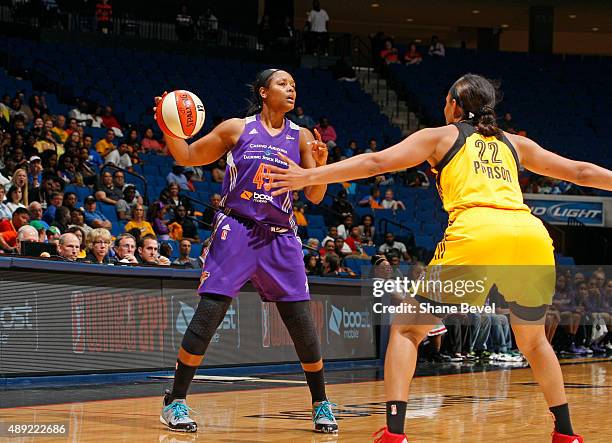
[155,90,205,139]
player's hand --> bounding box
[265,153,309,196]
[310,128,328,167]
[152,91,168,119]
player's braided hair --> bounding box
[245,68,280,116]
[449,74,502,138]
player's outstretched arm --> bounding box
[266,127,443,194]
[298,127,327,204]
[154,95,242,166]
[511,134,612,191]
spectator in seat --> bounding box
[83,196,112,229]
[29,220,48,242]
[148,201,170,241]
[167,164,190,190]
[359,214,375,245]
[51,115,67,143]
[100,106,123,137]
[58,156,82,186]
[319,238,336,257]
[381,188,406,210]
[15,225,39,255]
[6,168,29,204]
[331,189,353,223]
[95,170,123,205]
[95,129,116,158]
[289,106,316,130]
[69,208,92,237]
[172,205,199,243]
[345,225,368,257]
[62,192,78,212]
[304,238,320,256]
[105,142,132,170]
[124,204,155,237]
[428,35,445,57]
[65,118,79,138]
[404,42,422,65]
[0,207,30,251]
[57,233,80,261]
[161,182,192,216]
[321,226,339,248]
[69,100,93,127]
[28,155,44,187]
[138,234,171,266]
[380,40,399,65]
[201,193,221,227]
[46,225,61,244]
[0,186,12,219]
[52,206,71,233]
[336,214,354,239]
[173,239,199,268]
[304,253,322,276]
[113,233,138,264]
[83,134,103,169]
[378,232,410,261]
[116,185,139,221]
[211,158,226,184]
[358,186,383,208]
[314,117,337,148]
[84,228,113,264]
[141,127,165,154]
[334,237,352,258]
[6,184,26,213]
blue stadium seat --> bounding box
[190,243,202,259]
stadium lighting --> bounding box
[371,3,380,7]
[405,18,414,22]
[569,14,577,19]
[592,27,599,31]
[501,24,509,28]
[472,9,480,14]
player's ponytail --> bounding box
[245,68,280,116]
[449,74,502,138]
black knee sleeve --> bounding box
[182,293,232,355]
[508,302,547,322]
[276,301,322,363]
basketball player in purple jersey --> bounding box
[154,69,338,434]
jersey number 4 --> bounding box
[475,140,502,164]
[253,163,274,190]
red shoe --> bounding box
[373,427,408,443]
[552,431,584,443]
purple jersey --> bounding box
[220,114,301,230]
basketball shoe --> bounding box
[551,431,583,443]
[160,391,197,433]
[373,427,408,443]
[312,400,338,433]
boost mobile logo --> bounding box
[253,192,273,203]
[328,304,370,339]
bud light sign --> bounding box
[525,198,604,226]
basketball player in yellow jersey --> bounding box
[266,74,612,443]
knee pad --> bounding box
[276,301,322,364]
[184,294,232,347]
[509,302,547,322]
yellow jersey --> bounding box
[433,122,529,219]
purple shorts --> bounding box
[197,212,310,302]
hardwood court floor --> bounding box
[2,360,610,443]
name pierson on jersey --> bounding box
[472,160,513,183]
[244,143,289,166]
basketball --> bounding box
[155,90,205,139]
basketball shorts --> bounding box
[419,207,555,308]
[197,212,310,302]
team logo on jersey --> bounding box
[249,128,258,135]
[240,190,253,200]
[221,223,231,240]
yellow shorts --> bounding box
[420,207,555,308]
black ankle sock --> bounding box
[170,360,199,401]
[386,401,407,435]
[304,369,327,403]
[550,403,574,436]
